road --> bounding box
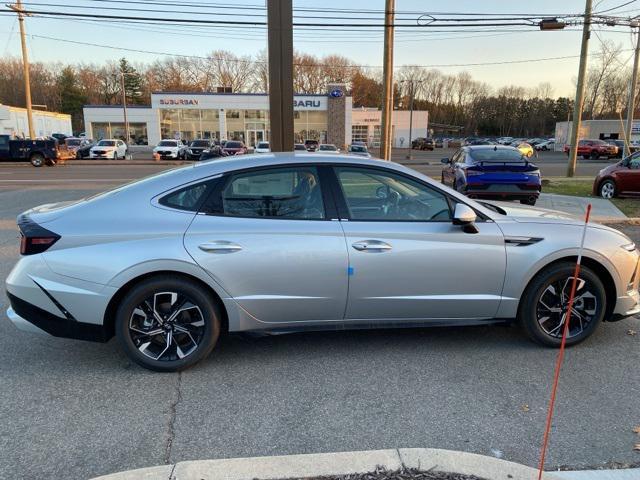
[0,162,639,479]
[0,149,614,190]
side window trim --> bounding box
[199,164,334,221]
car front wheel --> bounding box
[518,262,605,347]
[115,276,221,372]
[599,179,616,199]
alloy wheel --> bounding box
[128,291,205,361]
[536,276,598,339]
[600,181,615,199]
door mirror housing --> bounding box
[441,157,450,164]
[453,204,479,233]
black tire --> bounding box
[590,151,599,160]
[598,179,616,199]
[115,275,221,372]
[518,262,605,347]
[30,153,44,167]
[582,155,590,160]
[520,198,537,206]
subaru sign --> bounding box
[330,88,344,98]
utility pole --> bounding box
[624,27,640,157]
[379,0,395,160]
[266,0,294,152]
[10,0,35,139]
[567,0,592,177]
[120,72,130,144]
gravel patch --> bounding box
[285,467,488,480]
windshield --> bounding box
[159,140,178,147]
[257,142,269,149]
[190,141,209,147]
[469,149,525,163]
[225,142,242,148]
[97,140,115,146]
[350,145,367,153]
[66,139,81,146]
[305,140,318,145]
[294,144,306,150]
[320,145,336,151]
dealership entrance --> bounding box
[246,129,266,147]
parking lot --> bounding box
[0,163,639,479]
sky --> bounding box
[0,0,639,97]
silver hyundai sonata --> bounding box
[6,154,640,371]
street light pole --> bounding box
[624,27,640,157]
[379,0,395,160]
[120,72,130,145]
[567,0,593,177]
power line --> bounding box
[28,32,633,69]
[593,0,638,14]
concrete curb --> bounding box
[91,448,566,480]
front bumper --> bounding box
[610,289,640,322]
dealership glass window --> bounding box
[91,122,148,144]
[226,110,241,119]
[180,110,200,142]
[245,110,267,120]
[352,125,369,144]
[160,109,181,140]
[92,122,111,141]
[294,110,327,143]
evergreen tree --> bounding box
[118,58,144,105]
[56,66,87,133]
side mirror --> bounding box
[441,157,450,164]
[453,204,479,234]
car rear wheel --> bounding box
[599,179,616,199]
[518,262,605,347]
[115,276,221,372]
[30,153,44,167]
[590,151,599,160]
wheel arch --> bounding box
[518,255,617,321]
[103,270,230,340]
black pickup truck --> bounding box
[0,134,61,166]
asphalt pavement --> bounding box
[0,165,639,479]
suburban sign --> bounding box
[293,99,321,108]
[159,99,199,106]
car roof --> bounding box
[464,145,518,151]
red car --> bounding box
[222,141,247,155]
[593,153,640,198]
[564,139,618,159]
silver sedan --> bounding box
[6,154,640,371]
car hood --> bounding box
[597,162,622,176]
[92,145,116,150]
[154,146,179,150]
[484,200,585,224]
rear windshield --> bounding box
[225,142,242,148]
[190,140,209,147]
[66,139,81,146]
[469,149,525,163]
[159,140,178,147]
[305,140,318,145]
[294,144,307,150]
[97,140,115,146]
[350,145,367,152]
[257,142,269,149]
[319,145,336,151]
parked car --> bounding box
[50,133,68,142]
[294,143,308,152]
[90,139,128,159]
[563,139,618,159]
[304,139,319,152]
[412,137,434,150]
[318,144,340,154]
[0,134,60,166]
[348,144,372,158]
[593,152,640,198]
[153,139,186,160]
[535,140,555,151]
[441,145,541,205]
[7,154,639,371]
[184,140,211,160]
[200,145,227,161]
[435,138,444,148]
[222,141,248,156]
[254,141,270,154]
[74,139,96,159]
[515,142,534,158]
[64,137,94,159]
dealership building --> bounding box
[555,119,640,147]
[83,86,428,148]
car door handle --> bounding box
[198,241,242,253]
[352,240,392,252]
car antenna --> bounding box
[494,145,497,151]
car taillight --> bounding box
[17,214,60,255]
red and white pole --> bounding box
[537,203,592,480]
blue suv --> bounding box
[441,145,541,205]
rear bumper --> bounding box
[463,185,540,200]
[186,152,202,160]
[7,292,109,342]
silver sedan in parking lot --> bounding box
[6,154,640,371]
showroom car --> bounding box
[441,145,542,205]
[594,151,640,198]
[153,139,186,160]
[7,154,639,371]
[222,141,248,155]
[89,139,128,159]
